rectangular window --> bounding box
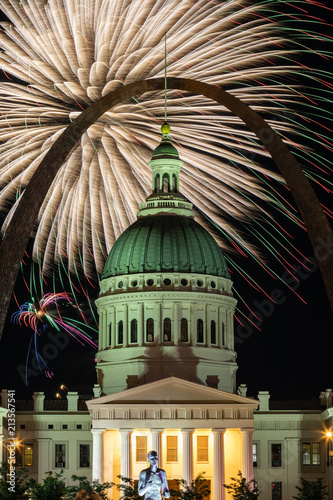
[302,442,321,466]
[302,443,311,465]
[136,436,147,462]
[197,436,209,462]
[272,482,282,500]
[271,443,282,467]
[16,443,33,467]
[79,444,90,467]
[253,443,258,467]
[55,444,66,467]
[312,442,320,465]
[24,444,33,466]
[166,436,178,463]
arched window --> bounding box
[197,319,204,343]
[118,320,123,345]
[155,173,160,193]
[109,323,112,345]
[211,320,216,345]
[222,322,225,346]
[163,318,171,342]
[172,174,177,192]
[146,318,154,342]
[163,173,170,192]
[131,319,138,343]
[180,318,188,342]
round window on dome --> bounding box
[118,281,124,288]
[131,280,138,287]
[211,281,216,289]
[197,279,203,287]
[163,278,172,286]
[146,279,154,286]
[181,279,188,286]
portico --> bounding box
[86,377,258,499]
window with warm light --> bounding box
[166,436,178,462]
[136,436,147,462]
[16,443,33,467]
[302,442,320,465]
[197,436,209,462]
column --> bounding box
[103,309,108,349]
[111,307,116,349]
[138,303,144,347]
[182,428,194,486]
[37,438,51,482]
[221,307,227,348]
[120,429,132,479]
[213,429,226,500]
[286,438,299,499]
[173,301,179,345]
[241,429,254,481]
[123,306,128,347]
[207,306,211,348]
[151,429,163,460]
[92,428,105,482]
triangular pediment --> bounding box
[86,377,258,408]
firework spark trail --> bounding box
[11,292,98,384]
[0,0,332,295]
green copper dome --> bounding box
[102,215,229,278]
[152,138,179,159]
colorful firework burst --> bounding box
[11,292,98,385]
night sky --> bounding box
[0,1,332,403]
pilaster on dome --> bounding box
[137,122,194,218]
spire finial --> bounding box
[164,31,167,125]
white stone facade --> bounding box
[96,272,237,394]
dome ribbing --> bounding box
[102,215,229,278]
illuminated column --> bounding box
[120,429,132,478]
[182,428,194,485]
[92,428,105,482]
[213,429,226,500]
[37,438,51,482]
[241,429,254,481]
[151,429,163,460]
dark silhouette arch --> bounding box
[0,77,332,336]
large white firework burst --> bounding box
[0,0,332,284]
